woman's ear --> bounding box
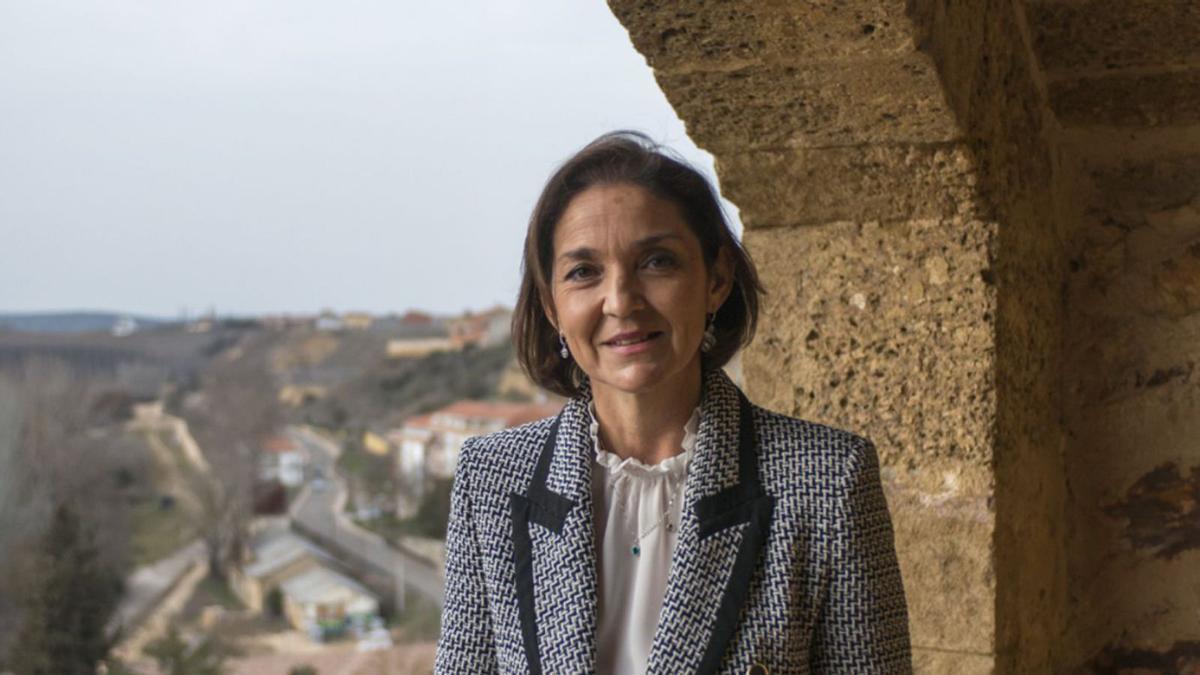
[708,246,735,313]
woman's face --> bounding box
[545,182,732,397]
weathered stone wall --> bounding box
[609,1,1200,672]
[608,1,1007,671]
[907,1,1073,671]
[1025,0,1200,669]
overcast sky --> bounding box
[0,1,737,319]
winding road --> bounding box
[286,426,444,607]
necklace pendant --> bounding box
[632,544,640,556]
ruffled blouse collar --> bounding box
[588,400,700,478]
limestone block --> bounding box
[1063,366,1200,666]
[1084,154,1200,231]
[742,218,996,469]
[913,648,994,675]
[886,463,996,656]
[1050,70,1200,128]
[607,0,915,73]
[1027,0,1200,73]
[717,143,979,228]
[653,55,960,152]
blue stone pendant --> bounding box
[631,544,641,556]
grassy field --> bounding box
[127,428,204,566]
[127,499,195,567]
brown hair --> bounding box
[512,130,763,398]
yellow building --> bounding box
[362,430,391,457]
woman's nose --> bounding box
[602,268,644,317]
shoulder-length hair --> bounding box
[512,130,764,399]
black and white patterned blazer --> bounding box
[435,366,912,674]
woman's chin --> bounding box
[592,362,690,396]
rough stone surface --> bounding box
[912,649,995,675]
[654,56,960,152]
[610,0,916,72]
[608,0,1200,671]
[1027,0,1200,73]
[1064,211,1200,667]
[913,2,1072,673]
[742,220,995,469]
[1085,154,1200,232]
[717,144,981,228]
[1051,69,1200,128]
[882,461,996,654]
[1061,382,1200,666]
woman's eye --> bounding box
[565,265,595,281]
[645,254,676,269]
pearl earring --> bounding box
[559,333,570,359]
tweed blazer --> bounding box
[435,366,912,674]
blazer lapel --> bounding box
[647,367,775,675]
[508,368,773,675]
[509,381,597,674]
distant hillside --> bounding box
[0,311,173,334]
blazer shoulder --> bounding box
[750,402,875,484]
[455,414,559,484]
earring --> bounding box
[701,312,717,353]
[559,333,570,359]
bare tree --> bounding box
[181,342,280,579]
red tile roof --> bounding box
[405,400,562,430]
[262,435,298,454]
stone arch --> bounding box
[610,1,1200,672]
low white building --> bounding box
[391,400,563,487]
[281,565,380,638]
[233,524,381,641]
[260,435,305,488]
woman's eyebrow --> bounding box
[556,233,684,265]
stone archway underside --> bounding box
[610,1,1200,673]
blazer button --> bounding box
[747,664,769,675]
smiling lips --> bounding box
[603,331,663,351]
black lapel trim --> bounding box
[510,412,575,675]
[510,493,541,675]
[693,390,777,675]
[525,414,574,533]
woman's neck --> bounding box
[590,362,703,465]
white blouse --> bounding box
[589,401,701,675]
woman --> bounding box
[435,132,911,674]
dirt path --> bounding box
[109,555,209,669]
[226,640,436,675]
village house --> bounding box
[233,525,381,641]
[384,336,457,359]
[447,305,511,350]
[361,429,391,457]
[389,400,562,516]
[259,434,305,488]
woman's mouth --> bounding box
[604,331,663,352]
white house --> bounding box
[260,435,305,488]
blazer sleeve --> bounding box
[435,437,500,674]
[810,436,913,674]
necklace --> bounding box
[590,403,693,557]
[609,474,682,557]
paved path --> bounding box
[288,427,444,606]
[108,539,205,638]
[226,640,436,675]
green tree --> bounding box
[144,626,226,675]
[8,502,121,675]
